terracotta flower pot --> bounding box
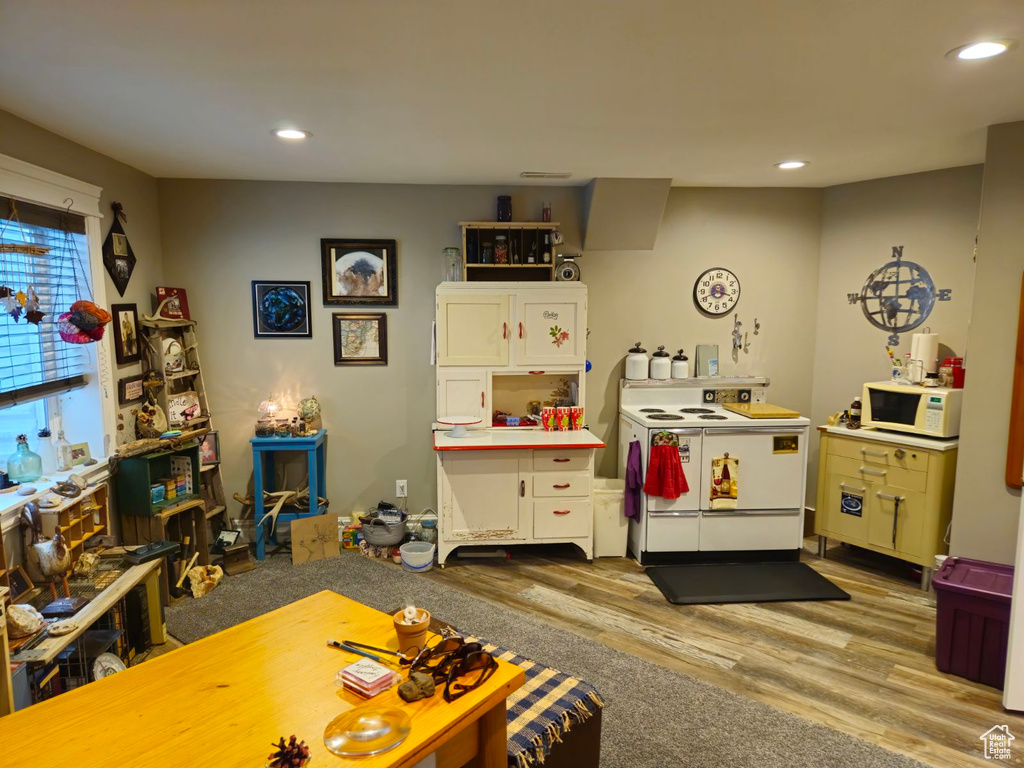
[393,608,431,657]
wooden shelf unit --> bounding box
[460,221,560,282]
[37,484,111,570]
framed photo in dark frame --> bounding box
[102,217,136,297]
[332,312,388,366]
[200,430,221,465]
[118,373,145,405]
[320,238,398,307]
[251,280,312,338]
[111,303,141,365]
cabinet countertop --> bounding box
[817,424,959,452]
[433,428,605,451]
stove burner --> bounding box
[639,408,665,413]
[647,413,683,421]
[699,414,728,420]
[680,408,714,414]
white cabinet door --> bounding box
[514,293,585,367]
[441,451,524,540]
[437,293,510,366]
[437,368,488,423]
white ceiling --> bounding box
[2,1,1023,187]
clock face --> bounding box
[693,267,740,316]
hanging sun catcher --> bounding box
[0,199,47,325]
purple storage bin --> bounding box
[932,556,1014,689]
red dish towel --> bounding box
[643,444,689,500]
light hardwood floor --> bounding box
[422,539,1024,768]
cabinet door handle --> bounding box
[860,448,889,458]
[519,322,523,339]
[858,466,887,477]
[553,483,571,489]
[552,457,571,463]
[520,480,525,497]
[503,322,507,339]
[553,509,571,515]
[875,492,905,502]
[481,391,485,408]
[840,484,866,494]
[528,371,545,375]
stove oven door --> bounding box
[700,427,805,510]
[646,428,702,552]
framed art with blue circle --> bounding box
[252,280,312,338]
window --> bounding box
[0,398,48,448]
[0,196,89,407]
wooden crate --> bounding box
[37,484,111,571]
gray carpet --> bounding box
[167,552,926,768]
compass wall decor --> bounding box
[847,245,951,346]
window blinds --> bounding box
[0,196,88,406]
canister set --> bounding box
[540,406,584,432]
[625,343,690,381]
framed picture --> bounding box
[70,442,91,465]
[167,391,202,426]
[200,430,221,465]
[118,374,145,405]
[102,217,136,298]
[8,565,33,602]
[156,287,191,320]
[320,238,398,307]
[111,303,141,365]
[251,280,312,338]
[332,312,388,366]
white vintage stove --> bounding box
[617,378,811,565]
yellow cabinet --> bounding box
[815,427,957,585]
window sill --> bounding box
[0,459,109,533]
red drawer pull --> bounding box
[553,509,572,516]
[503,322,507,339]
[528,371,545,375]
[519,322,523,339]
[553,483,571,489]
[481,391,485,408]
[552,457,571,463]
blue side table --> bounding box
[250,429,327,560]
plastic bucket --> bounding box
[400,541,435,573]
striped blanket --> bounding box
[470,638,604,768]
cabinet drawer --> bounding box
[533,500,592,539]
[827,455,927,493]
[532,471,591,498]
[827,436,929,472]
[533,450,590,472]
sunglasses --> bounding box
[405,636,485,682]
[442,651,498,703]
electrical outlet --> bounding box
[396,480,408,498]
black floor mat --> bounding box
[647,561,851,605]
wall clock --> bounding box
[693,267,740,316]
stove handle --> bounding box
[648,510,699,518]
[703,427,806,435]
[701,509,800,517]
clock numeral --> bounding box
[731,289,737,294]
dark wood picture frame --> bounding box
[332,312,388,366]
[200,430,221,465]
[111,303,142,365]
[118,373,146,406]
[9,564,33,602]
[251,280,312,338]
[320,238,398,307]
[102,217,136,298]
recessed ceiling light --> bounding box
[273,128,312,140]
[947,39,1017,60]
[774,160,808,170]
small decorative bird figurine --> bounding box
[20,503,73,599]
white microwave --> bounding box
[862,381,963,438]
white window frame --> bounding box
[0,152,115,457]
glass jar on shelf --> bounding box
[442,247,462,282]
[494,235,509,265]
[419,518,437,546]
[480,242,494,264]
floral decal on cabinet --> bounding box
[549,325,570,347]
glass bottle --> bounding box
[7,434,43,483]
[36,427,56,475]
[442,247,462,282]
[55,429,73,472]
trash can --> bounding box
[593,478,627,558]
[933,556,1014,689]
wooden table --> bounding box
[0,590,525,768]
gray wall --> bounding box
[0,109,166,433]
[156,181,584,516]
[584,187,824,478]
[810,166,983,505]
[951,123,1024,564]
